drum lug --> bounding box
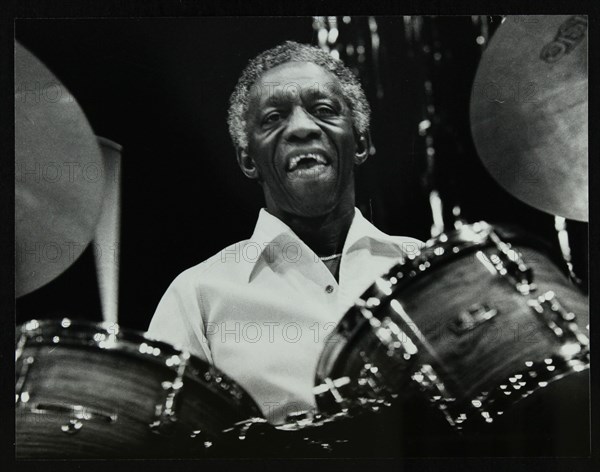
[528,290,590,350]
[19,402,118,435]
[359,308,419,360]
[149,352,190,435]
[488,230,536,295]
[15,356,35,404]
[411,364,458,428]
[356,370,394,410]
[15,331,29,363]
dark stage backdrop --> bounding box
[15,17,588,331]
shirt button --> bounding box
[325,285,334,294]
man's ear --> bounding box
[236,147,260,180]
[354,131,372,166]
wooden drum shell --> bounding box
[15,320,262,459]
[314,223,590,455]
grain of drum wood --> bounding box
[314,222,589,455]
[15,320,263,459]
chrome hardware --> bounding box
[411,364,451,401]
[358,307,418,360]
[16,319,190,364]
[380,316,419,359]
[282,409,349,433]
[188,428,214,448]
[315,364,393,414]
[323,377,350,408]
[358,363,384,394]
[354,222,495,311]
[29,402,118,423]
[426,221,491,248]
[16,356,35,404]
[413,351,589,432]
[410,310,589,433]
[411,364,457,428]
[18,402,118,434]
[355,362,394,411]
[451,303,499,334]
[149,351,190,435]
[489,231,536,294]
[61,419,83,434]
[15,332,28,362]
[528,291,589,351]
[474,250,500,276]
[278,409,351,431]
[223,417,270,440]
[313,376,351,398]
[456,353,588,430]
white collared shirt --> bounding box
[147,208,422,424]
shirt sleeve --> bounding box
[146,272,213,364]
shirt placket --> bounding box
[294,243,340,307]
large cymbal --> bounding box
[470,15,588,222]
[15,42,105,297]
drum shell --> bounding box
[15,320,262,459]
[396,243,588,399]
[315,224,590,456]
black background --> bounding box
[5,3,598,470]
[15,16,589,331]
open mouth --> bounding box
[286,153,329,172]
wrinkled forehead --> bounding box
[247,61,345,110]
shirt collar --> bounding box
[248,208,299,251]
[342,207,403,254]
[245,207,407,282]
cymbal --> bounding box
[15,42,105,297]
[470,15,588,222]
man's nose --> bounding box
[283,106,322,141]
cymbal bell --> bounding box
[470,15,588,222]
[15,41,105,297]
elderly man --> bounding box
[147,41,422,426]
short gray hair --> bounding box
[227,40,371,151]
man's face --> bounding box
[243,61,363,218]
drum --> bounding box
[15,319,263,458]
[314,222,590,456]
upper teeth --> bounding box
[287,153,327,171]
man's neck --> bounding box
[266,205,355,258]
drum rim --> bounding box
[17,318,183,355]
[424,221,556,254]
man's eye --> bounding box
[263,112,282,124]
[313,105,336,116]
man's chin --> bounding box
[289,196,339,218]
